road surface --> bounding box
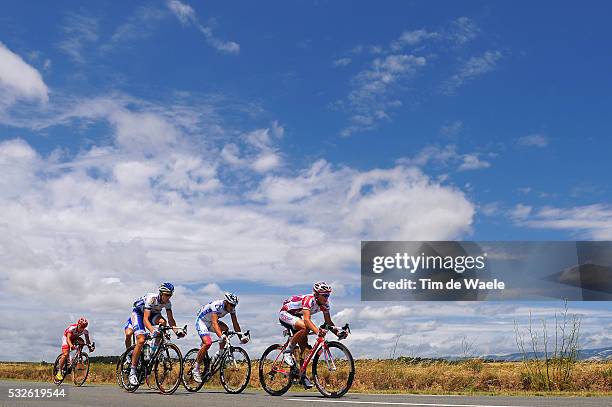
[1,380,610,407]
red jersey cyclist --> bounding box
[55,317,94,381]
[278,281,347,389]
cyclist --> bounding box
[128,282,184,386]
[191,292,249,383]
[56,317,94,381]
[278,281,347,389]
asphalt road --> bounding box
[1,380,610,407]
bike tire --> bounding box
[181,348,206,392]
[72,352,90,386]
[154,343,183,395]
[52,354,65,386]
[258,344,293,396]
[120,345,143,393]
[312,341,355,398]
[220,346,251,394]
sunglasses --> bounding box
[319,293,330,298]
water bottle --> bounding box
[143,344,151,360]
[150,343,158,357]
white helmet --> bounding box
[224,292,239,305]
[313,281,332,294]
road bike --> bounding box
[118,324,186,394]
[182,330,251,394]
[259,323,354,398]
[52,341,95,386]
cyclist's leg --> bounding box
[217,320,229,351]
[151,314,164,347]
[130,311,146,369]
[280,312,308,351]
[195,317,213,361]
[57,340,69,378]
[124,317,134,349]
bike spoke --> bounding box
[313,342,355,397]
[220,347,251,393]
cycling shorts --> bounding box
[279,311,301,331]
[131,309,162,336]
[195,316,213,338]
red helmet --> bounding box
[77,317,88,328]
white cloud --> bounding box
[167,0,196,25]
[400,144,492,172]
[166,0,239,55]
[58,12,99,63]
[0,42,49,106]
[444,50,502,94]
[390,29,440,51]
[458,153,490,171]
[341,54,426,136]
[517,133,549,148]
[450,17,479,45]
[440,120,463,137]
[513,204,612,239]
[333,57,352,67]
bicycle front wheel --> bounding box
[72,353,90,386]
[154,343,183,394]
[52,354,65,386]
[220,346,251,394]
[258,344,293,396]
[312,341,355,398]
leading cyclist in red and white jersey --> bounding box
[278,281,347,388]
[55,317,94,381]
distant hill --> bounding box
[478,346,612,362]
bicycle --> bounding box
[182,330,251,394]
[259,323,354,398]
[52,341,95,387]
[116,343,158,391]
[118,324,186,394]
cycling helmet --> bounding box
[77,317,88,327]
[224,292,239,305]
[159,282,175,295]
[313,281,332,294]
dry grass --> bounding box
[1,359,610,395]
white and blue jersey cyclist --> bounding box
[190,292,249,383]
[128,282,183,387]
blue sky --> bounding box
[0,0,610,360]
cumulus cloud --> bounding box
[0,42,49,107]
[517,133,549,148]
[166,0,239,54]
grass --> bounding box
[1,359,610,395]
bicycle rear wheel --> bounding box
[258,344,293,396]
[182,348,207,392]
[119,345,143,393]
[154,343,183,394]
[52,354,65,386]
[312,341,354,398]
[72,352,90,386]
[220,346,251,394]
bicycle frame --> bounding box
[142,325,186,372]
[206,330,250,376]
[271,325,342,378]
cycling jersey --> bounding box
[61,324,88,351]
[133,293,172,314]
[280,294,329,316]
[196,300,234,323]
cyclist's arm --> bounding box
[302,309,318,334]
[143,309,156,333]
[66,333,74,349]
[166,309,178,329]
[210,313,224,337]
[230,313,241,332]
[323,311,339,333]
[84,332,91,345]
